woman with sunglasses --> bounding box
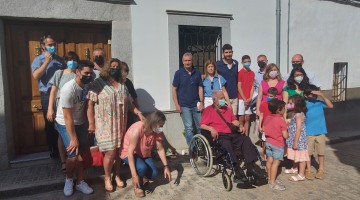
[202,60,231,108]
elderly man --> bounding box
[254,54,268,94]
[200,90,266,183]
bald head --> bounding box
[291,54,304,68]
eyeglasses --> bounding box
[211,81,214,90]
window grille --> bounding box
[332,62,348,102]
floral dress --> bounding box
[88,78,130,152]
[286,112,309,162]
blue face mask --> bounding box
[267,97,274,102]
[218,99,226,107]
[46,46,56,54]
[67,61,77,71]
[243,62,251,68]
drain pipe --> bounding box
[287,0,291,73]
[276,0,281,67]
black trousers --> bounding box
[41,92,59,154]
[218,133,258,165]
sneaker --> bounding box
[305,169,314,180]
[75,180,94,195]
[315,170,325,180]
[64,178,74,196]
[269,183,286,191]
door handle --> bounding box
[33,104,43,111]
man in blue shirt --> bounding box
[31,35,65,158]
[254,54,268,95]
[216,44,239,115]
[172,52,204,146]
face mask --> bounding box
[94,56,104,66]
[110,68,121,79]
[286,103,294,110]
[267,97,274,102]
[257,61,266,68]
[80,75,92,85]
[294,76,303,84]
[46,46,56,55]
[153,127,163,134]
[292,63,302,68]
[67,61,77,71]
[269,71,278,79]
[243,62,251,68]
[218,99,226,107]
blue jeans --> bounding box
[123,156,158,180]
[55,123,89,158]
[265,142,284,161]
[180,106,201,146]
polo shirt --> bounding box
[200,106,236,134]
[216,59,238,99]
[203,75,226,97]
[31,53,65,93]
[305,100,328,136]
[263,114,287,147]
[237,67,255,100]
[172,67,203,108]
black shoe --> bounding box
[247,163,267,180]
[234,169,248,183]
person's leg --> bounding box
[244,114,251,136]
[270,160,281,184]
[192,107,202,135]
[218,134,237,165]
[41,93,58,157]
[305,136,315,179]
[266,157,274,183]
[113,151,124,188]
[144,157,159,180]
[180,107,194,146]
[265,142,273,182]
[315,135,326,179]
[103,149,117,191]
[58,136,67,171]
[230,98,238,116]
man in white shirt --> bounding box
[55,60,94,197]
[254,54,268,96]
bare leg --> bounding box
[298,161,306,177]
[66,156,78,179]
[244,114,251,136]
[266,157,273,183]
[270,160,281,184]
[58,136,67,167]
[239,115,245,132]
[318,155,325,171]
[75,154,84,184]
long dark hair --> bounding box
[287,67,310,90]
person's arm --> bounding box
[246,81,254,108]
[128,101,145,121]
[198,86,204,111]
[282,130,289,139]
[32,52,52,80]
[293,113,304,150]
[127,128,141,188]
[259,112,264,132]
[46,85,58,122]
[231,119,244,133]
[156,139,172,181]
[237,82,246,100]
[63,108,79,155]
[172,86,181,112]
[256,84,263,116]
[221,86,231,107]
[313,90,333,109]
[200,124,218,140]
[87,100,96,134]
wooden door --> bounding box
[4,20,111,154]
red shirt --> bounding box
[200,106,236,134]
[237,68,255,100]
[259,101,271,126]
[263,114,287,147]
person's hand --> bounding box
[175,104,182,113]
[293,141,298,150]
[164,166,172,181]
[311,90,323,97]
[209,127,218,140]
[197,102,204,112]
[46,109,55,122]
[44,51,52,64]
[88,123,95,134]
[132,175,141,189]
[66,137,79,155]
[239,125,245,134]
[259,126,263,133]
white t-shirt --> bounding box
[55,79,87,125]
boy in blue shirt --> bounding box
[303,85,333,180]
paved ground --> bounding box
[4,139,359,200]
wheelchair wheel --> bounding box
[189,134,213,177]
[222,171,232,191]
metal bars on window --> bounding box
[332,62,348,102]
[179,25,222,74]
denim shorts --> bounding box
[265,142,284,161]
[55,123,88,158]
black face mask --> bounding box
[81,75,92,85]
[258,61,266,68]
[94,56,104,66]
[292,63,302,68]
[109,68,121,81]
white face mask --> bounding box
[294,76,303,84]
[153,127,163,134]
[269,71,278,79]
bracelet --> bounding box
[164,165,169,168]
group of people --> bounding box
[172,44,333,191]
[31,35,171,198]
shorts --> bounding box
[229,98,238,115]
[204,97,213,108]
[265,142,284,161]
[238,99,252,115]
[55,122,89,158]
[307,134,326,156]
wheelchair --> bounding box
[189,131,267,191]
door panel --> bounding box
[5,20,111,154]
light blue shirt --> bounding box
[254,69,265,94]
[305,100,328,135]
[203,75,226,97]
[31,53,65,93]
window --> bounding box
[178,25,222,74]
[332,62,348,102]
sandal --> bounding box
[134,188,145,198]
[284,168,298,174]
[315,170,325,179]
[61,162,66,173]
[104,177,114,192]
[289,174,305,182]
[113,175,125,188]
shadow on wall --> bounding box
[136,88,157,113]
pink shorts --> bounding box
[287,148,310,162]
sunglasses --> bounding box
[211,81,214,90]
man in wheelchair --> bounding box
[200,90,266,183]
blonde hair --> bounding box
[263,63,282,81]
[143,110,166,133]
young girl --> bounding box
[285,95,309,181]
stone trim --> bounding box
[166,10,233,20]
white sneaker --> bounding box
[64,178,74,196]
[75,180,94,195]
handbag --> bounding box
[215,108,239,134]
